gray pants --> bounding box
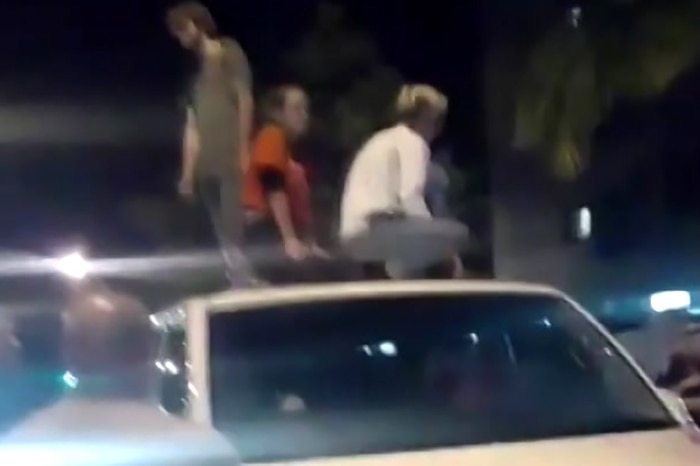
[342,215,469,278]
[197,176,256,286]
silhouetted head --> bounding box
[259,85,310,138]
[395,84,448,143]
[166,1,218,51]
[63,289,157,397]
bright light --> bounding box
[62,371,79,389]
[156,359,180,375]
[378,341,397,356]
[575,206,592,239]
[650,290,690,313]
[56,252,89,279]
[164,360,179,375]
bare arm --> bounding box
[267,191,298,243]
[182,107,199,182]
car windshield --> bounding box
[208,292,675,463]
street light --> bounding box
[650,290,690,313]
[56,251,89,280]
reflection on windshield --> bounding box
[208,294,674,463]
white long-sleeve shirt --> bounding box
[340,124,431,238]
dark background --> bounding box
[0,0,484,254]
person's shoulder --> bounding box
[220,37,248,62]
[395,124,428,151]
[220,37,244,52]
[2,399,72,442]
[113,405,239,460]
[357,126,395,152]
[159,419,239,464]
[1,402,239,464]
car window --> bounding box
[208,293,674,463]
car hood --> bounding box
[262,429,697,466]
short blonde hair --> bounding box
[395,84,448,121]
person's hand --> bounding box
[284,237,309,261]
[177,175,195,201]
[308,243,331,259]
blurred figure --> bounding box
[340,84,468,278]
[2,289,237,465]
[243,85,332,282]
[0,317,19,372]
[424,147,465,278]
[0,317,22,433]
[167,2,254,285]
[426,147,451,218]
[656,324,700,423]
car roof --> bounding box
[186,280,565,314]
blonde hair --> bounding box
[395,84,448,121]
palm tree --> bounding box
[513,1,700,180]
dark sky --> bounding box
[2,0,482,133]
[0,0,484,251]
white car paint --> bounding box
[261,430,697,466]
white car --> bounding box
[151,280,699,466]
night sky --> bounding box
[0,0,484,253]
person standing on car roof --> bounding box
[167,1,255,286]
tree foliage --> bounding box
[284,3,403,160]
[513,1,700,180]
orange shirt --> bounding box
[243,125,312,232]
[243,125,290,213]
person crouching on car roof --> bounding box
[242,85,329,282]
[339,84,468,279]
